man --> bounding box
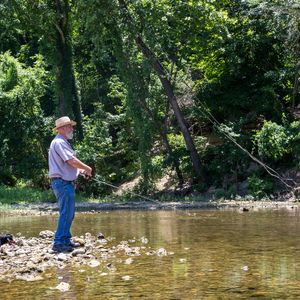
[49,116,92,253]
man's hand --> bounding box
[67,158,92,177]
[80,168,92,178]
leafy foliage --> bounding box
[247,174,274,199]
[0,52,50,183]
[254,121,290,161]
[1,0,300,198]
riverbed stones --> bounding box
[140,237,148,244]
[88,259,100,268]
[0,232,170,282]
[72,248,86,256]
[57,253,68,261]
[124,258,133,265]
[39,230,54,239]
[55,282,70,292]
[72,237,85,246]
[157,248,168,256]
[97,232,105,239]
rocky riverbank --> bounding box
[0,230,170,284]
[1,199,299,216]
[1,199,299,283]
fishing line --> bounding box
[90,176,162,204]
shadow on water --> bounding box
[1,208,300,299]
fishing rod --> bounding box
[81,174,162,204]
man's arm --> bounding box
[67,157,92,176]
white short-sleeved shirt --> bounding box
[48,134,78,181]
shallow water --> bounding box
[1,208,300,299]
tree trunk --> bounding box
[71,73,84,140]
[118,0,205,181]
[55,0,83,140]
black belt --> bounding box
[50,177,74,183]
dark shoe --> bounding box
[52,244,73,253]
[69,240,81,248]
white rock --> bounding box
[140,237,148,244]
[85,233,92,239]
[55,282,70,292]
[72,248,86,256]
[242,266,249,271]
[124,258,133,265]
[88,259,100,268]
[156,248,167,256]
[57,253,68,261]
[15,249,26,255]
[39,230,54,239]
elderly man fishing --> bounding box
[49,116,92,253]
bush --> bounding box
[288,121,300,162]
[202,121,251,187]
[247,174,273,199]
[0,170,17,186]
[167,133,192,175]
[254,121,290,161]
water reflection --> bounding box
[1,209,300,298]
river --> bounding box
[1,208,300,299]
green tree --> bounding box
[0,52,49,183]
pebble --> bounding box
[55,282,70,292]
[140,237,148,244]
[242,266,249,271]
[39,230,54,239]
[72,248,86,256]
[57,253,68,261]
[124,258,133,265]
[88,260,100,268]
[156,248,168,256]
[97,232,105,239]
[15,249,26,255]
[0,232,170,282]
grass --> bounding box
[0,184,101,206]
[0,184,56,205]
[0,182,267,207]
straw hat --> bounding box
[53,116,76,131]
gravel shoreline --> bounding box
[0,231,169,283]
[1,199,299,216]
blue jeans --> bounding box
[51,178,75,246]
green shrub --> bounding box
[288,121,300,162]
[254,121,290,161]
[247,174,273,199]
[0,170,17,187]
[167,133,192,175]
